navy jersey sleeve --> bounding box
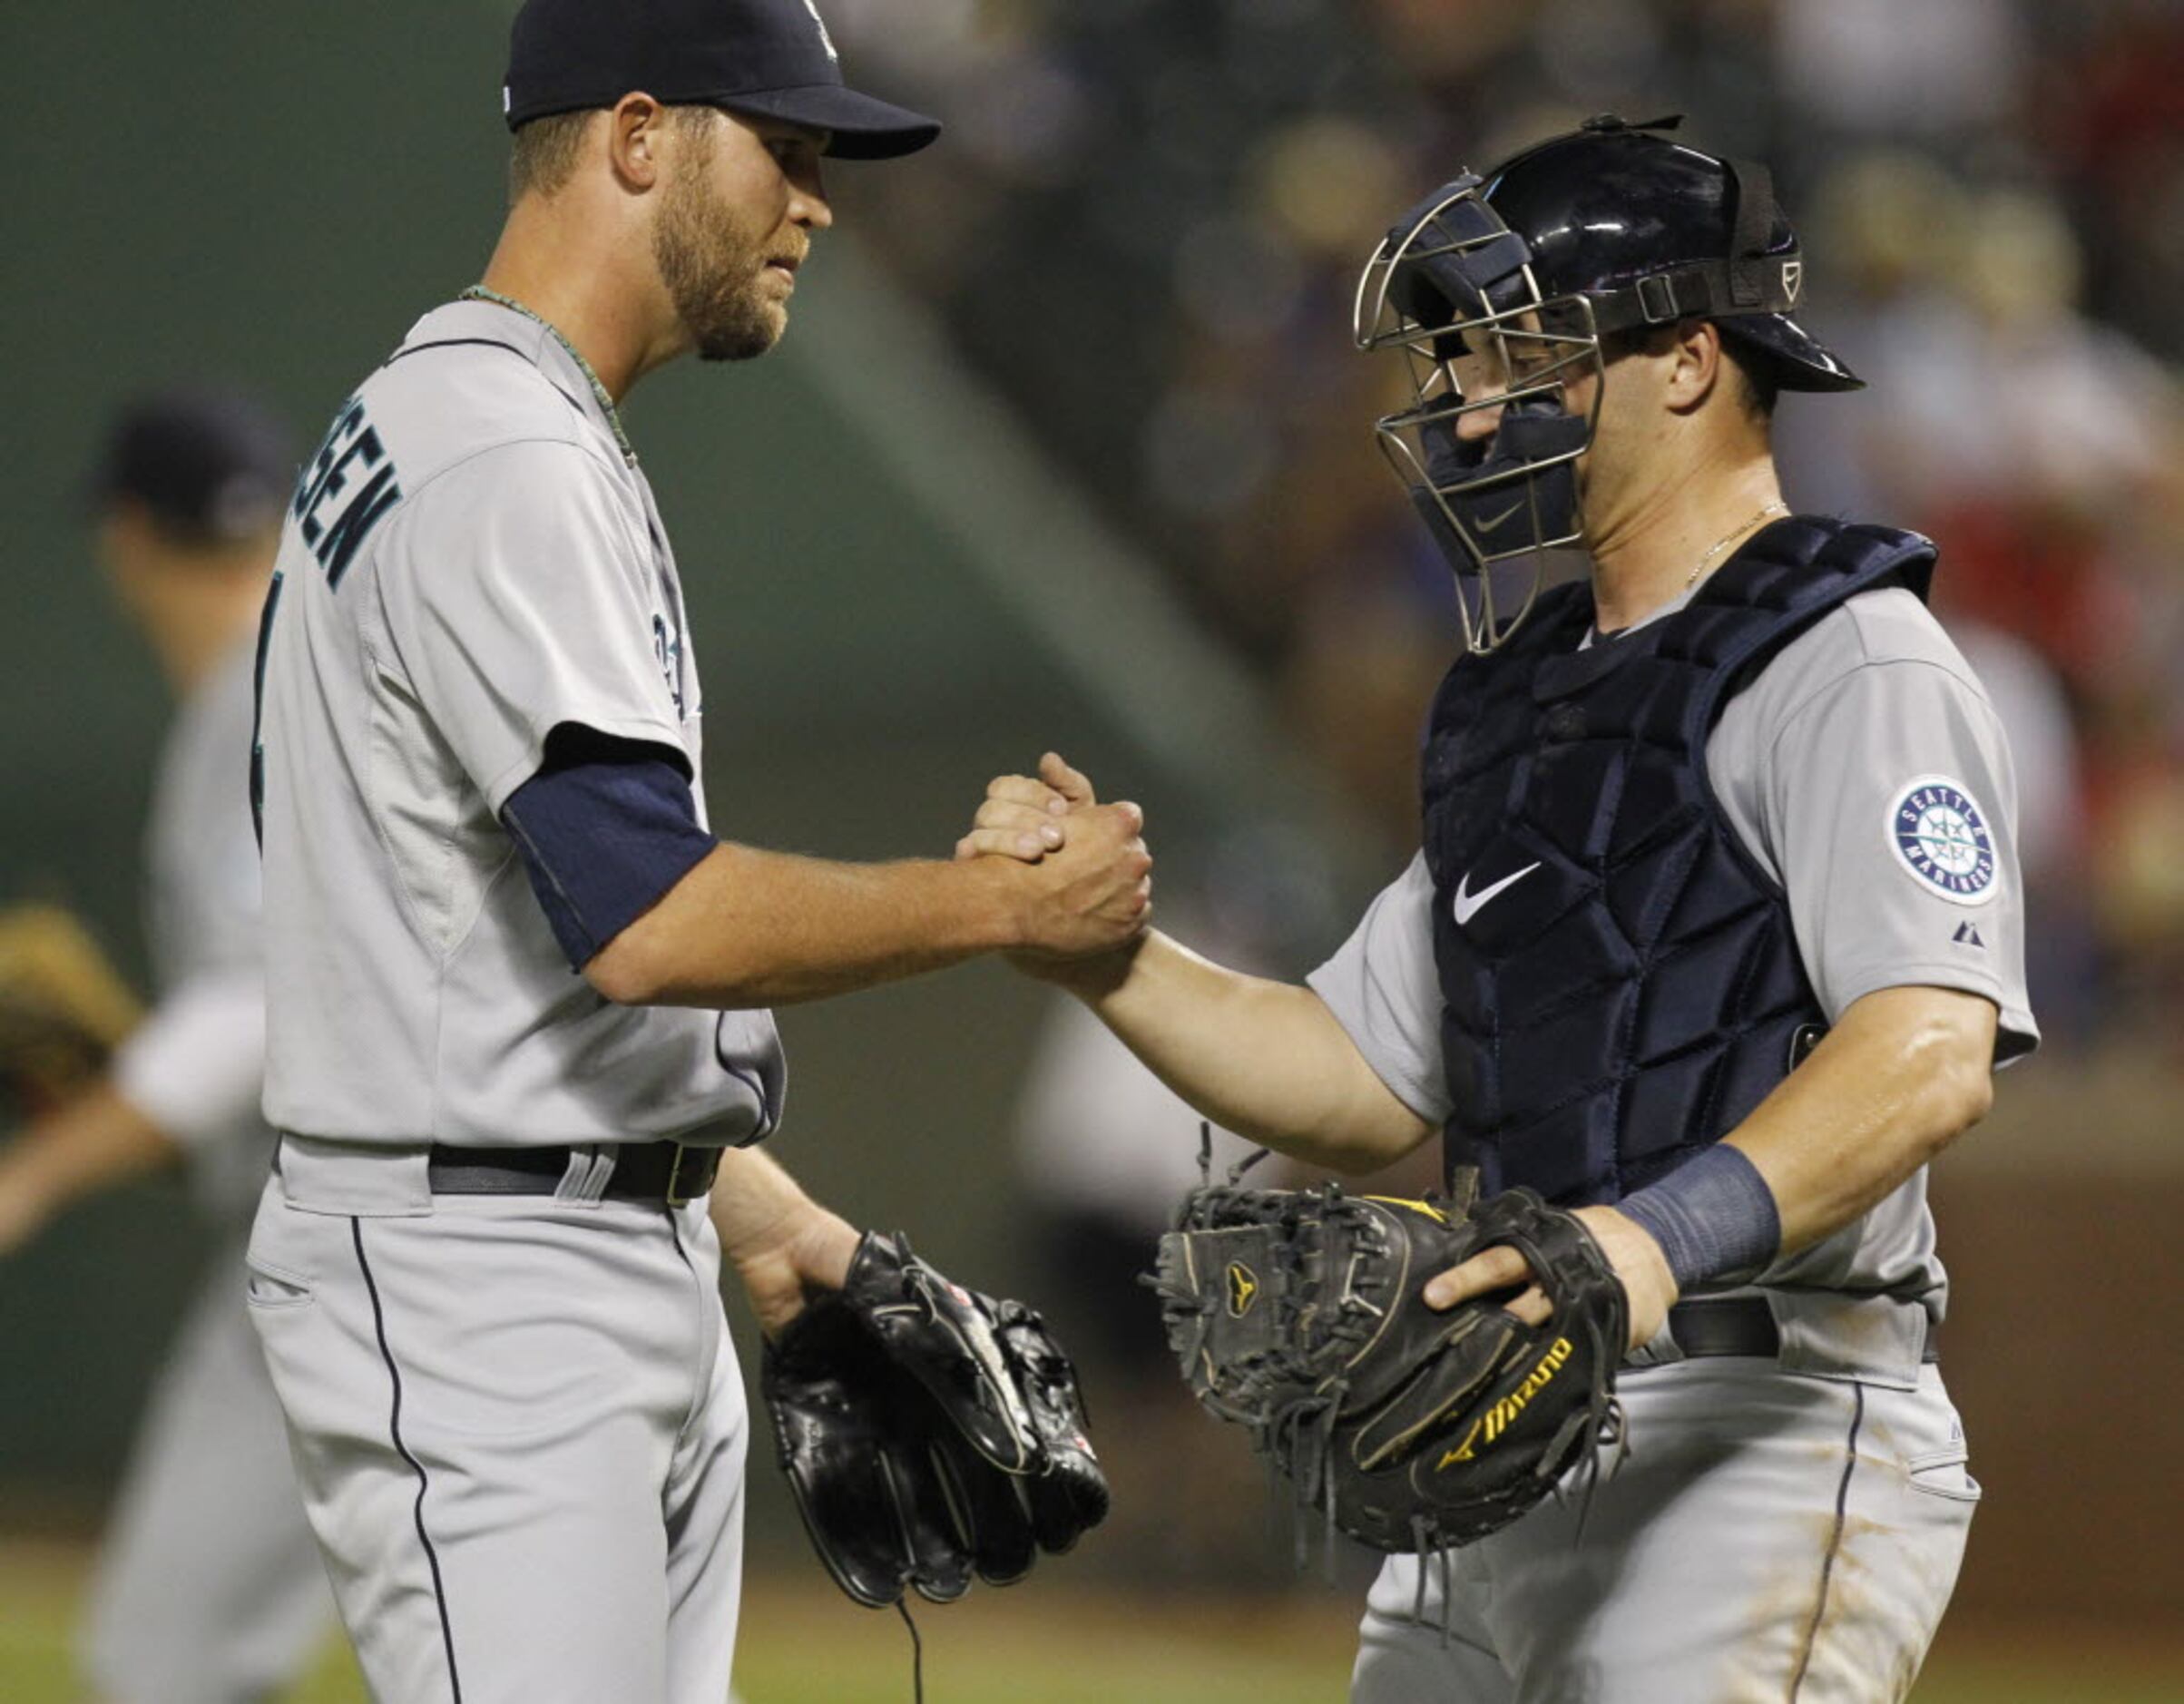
[502,729,718,971]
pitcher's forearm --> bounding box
[590,844,1020,1007]
[1054,931,1433,1171]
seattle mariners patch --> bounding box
[1887,776,1998,905]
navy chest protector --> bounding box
[1422,516,1937,1205]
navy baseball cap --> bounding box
[87,388,296,542]
[504,0,940,161]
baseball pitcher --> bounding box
[246,2,1141,1699]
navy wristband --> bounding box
[1615,1144,1781,1293]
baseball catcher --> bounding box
[763,1230,1109,1611]
[963,112,2030,1701]
[1151,1163,1625,1563]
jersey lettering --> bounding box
[293,399,403,588]
[250,568,286,849]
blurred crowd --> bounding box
[824,0,2184,1053]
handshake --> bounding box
[955,751,1152,969]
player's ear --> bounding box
[607,93,668,192]
[1663,318,1723,416]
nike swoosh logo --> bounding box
[1453,861,1542,926]
[1474,501,1525,534]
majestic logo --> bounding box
[1437,1336,1574,1467]
[1888,776,1998,906]
[1453,861,1541,926]
[1782,260,1803,304]
[1224,1262,1260,1318]
[800,0,839,61]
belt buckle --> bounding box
[663,1142,715,1208]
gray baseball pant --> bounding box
[1351,1358,1977,1702]
[245,1140,747,1704]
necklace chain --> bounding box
[459,284,638,466]
[1685,500,1789,589]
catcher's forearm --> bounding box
[1052,930,1434,1170]
[0,1084,178,1253]
[1727,984,1996,1257]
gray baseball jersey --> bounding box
[111,637,278,1217]
[248,299,762,1704]
[88,633,333,1701]
[1308,587,2038,1361]
[254,299,783,1149]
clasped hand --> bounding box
[956,751,1152,962]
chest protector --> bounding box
[1422,516,1936,1205]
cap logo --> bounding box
[800,0,839,62]
[1782,260,1802,304]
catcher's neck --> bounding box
[1581,383,1783,636]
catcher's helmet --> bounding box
[1355,114,1859,652]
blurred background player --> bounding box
[0,390,337,1701]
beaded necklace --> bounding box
[459,284,637,466]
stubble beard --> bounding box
[653,155,786,364]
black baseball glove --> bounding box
[1150,1170,1626,1555]
[762,1231,1109,1609]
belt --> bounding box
[426,1141,720,1207]
[1665,1298,1939,1364]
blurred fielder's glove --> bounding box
[1150,1170,1625,1558]
[0,906,142,1118]
[762,1230,1110,1609]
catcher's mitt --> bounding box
[762,1231,1109,1610]
[0,906,142,1118]
[1150,1168,1626,1556]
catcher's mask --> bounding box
[1354,114,1860,654]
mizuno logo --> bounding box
[1452,861,1541,925]
[1225,1262,1260,1318]
[1437,1336,1573,1467]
